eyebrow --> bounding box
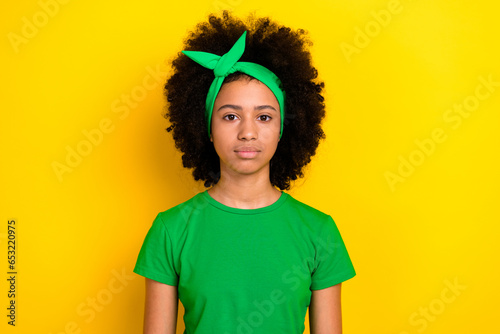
[216,104,278,112]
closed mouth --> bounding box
[234,147,261,153]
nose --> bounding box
[238,117,257,140]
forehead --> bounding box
[215,77,279,108]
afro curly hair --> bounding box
[164,10,326,191]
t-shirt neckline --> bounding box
[201,190,289,215]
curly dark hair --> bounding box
[164,10,326,190]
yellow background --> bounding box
[1,0,499,333]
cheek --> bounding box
[211,135,230,160]
[261,126,281,145]
[266,119,281,141]
[262,134,280,157]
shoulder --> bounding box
[284,194,329,217]
[283,193,334,227]
[281,194,346,251]
[154,191,208,228]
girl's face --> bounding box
[211,77,281,179]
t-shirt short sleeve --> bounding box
[133,213,179,286]
[310,216,356,290]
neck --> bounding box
[207,164,282,209]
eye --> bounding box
[223,114,238,121]
[258,115,272,122]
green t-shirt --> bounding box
[133,190,356,333]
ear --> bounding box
[210,134,213,142]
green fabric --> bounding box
[133,191,356,333]
[182,31,286,139]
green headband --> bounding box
[182,31,286,138]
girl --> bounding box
[134,10,356,334]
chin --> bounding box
[227,161,269,176]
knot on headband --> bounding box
[182,31,286,138]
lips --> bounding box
[235,146,260,152]
[234,147,260,159]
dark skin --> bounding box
[144,11,339,334]
[165,11,327,191]
[207,77,281,209]
[143,77,343,334]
